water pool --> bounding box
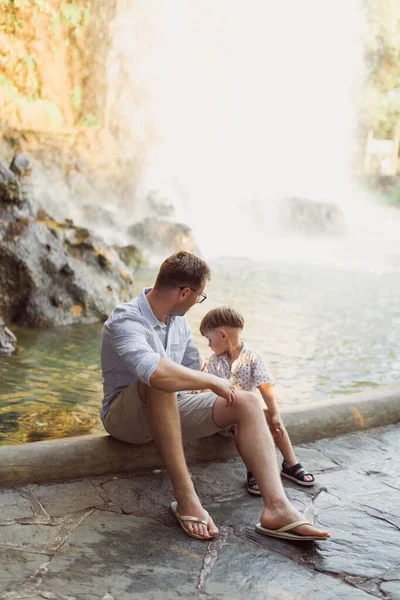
[1,255,399,445]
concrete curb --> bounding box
[1,384,399,489]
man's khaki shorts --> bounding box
[103,381,222,444]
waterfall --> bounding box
[105,0,361,257]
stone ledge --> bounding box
[0,383,399,489]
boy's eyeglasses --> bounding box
[179,286,207,304]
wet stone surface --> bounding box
[0,423,399,600]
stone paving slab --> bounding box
[0,423,400,600]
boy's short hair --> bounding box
[154,251,211,290]
[200,306,244,335]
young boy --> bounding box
[200,306,314,494]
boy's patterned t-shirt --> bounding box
[204,343,275,391]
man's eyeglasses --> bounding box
[179,286,207,304]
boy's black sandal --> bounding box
[281,462,315,487]
[247,471,261,496]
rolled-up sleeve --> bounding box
[110,316,161,385]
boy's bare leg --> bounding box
[272,424,313,481]
[139,384,218,539]
[264,411,313,482]
[273,424,298,465]
[213,392,329,538]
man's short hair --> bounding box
[154,251,211,290]
[200,306,244,334]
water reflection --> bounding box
[0,323,104,445]
[1,259,399,445]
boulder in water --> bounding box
[279,197,346,236]
[0,153,140,327]
[0,319,17,355]
[114,244,147,271]
[128,217,200,256]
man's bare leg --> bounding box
[139,384,218,539]
[233,409,313,492]
[213,392,330,538]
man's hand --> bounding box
[268,412,284,439]
[209,376,236,407]
[150,358,235,406]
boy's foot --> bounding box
[247,471,261,495]
[281,461,314,486]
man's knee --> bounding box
[234,391,263,416]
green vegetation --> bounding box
[389,183,400,204]
[78,112,101,128]
[40,99,64,125]
[61,3,83,27]
[50,2,92,33]
[0,0,94,128]
[361,0,400,138]
[71,86,83,111]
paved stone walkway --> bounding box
[1,424,400,600]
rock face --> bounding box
[0,153,138,328]
[279,197,346,236]
[128,217,200,257]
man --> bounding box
[101,251,330,541]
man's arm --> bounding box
[150,358,235,406]
[109,317,161,385]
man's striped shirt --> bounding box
[100,288,201,421]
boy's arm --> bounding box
[258,383,278,412]
[258,383,284,438]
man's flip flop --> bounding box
[255,520,329,541]
[170,501,218,541]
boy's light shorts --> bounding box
[103,380,223,444]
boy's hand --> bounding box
[269,412,284,439]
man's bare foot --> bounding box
[260,506,330,539]
[175,495,219,539]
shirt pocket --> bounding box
[169,342,185,364]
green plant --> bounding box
[83,2,91,27]
[361,0,400,137]
[61,3,83,28]
[78,112,100,128]
[389,182,400,205]
[33,0,57,17]
[71,86,82,111]
[40,99,64,125]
